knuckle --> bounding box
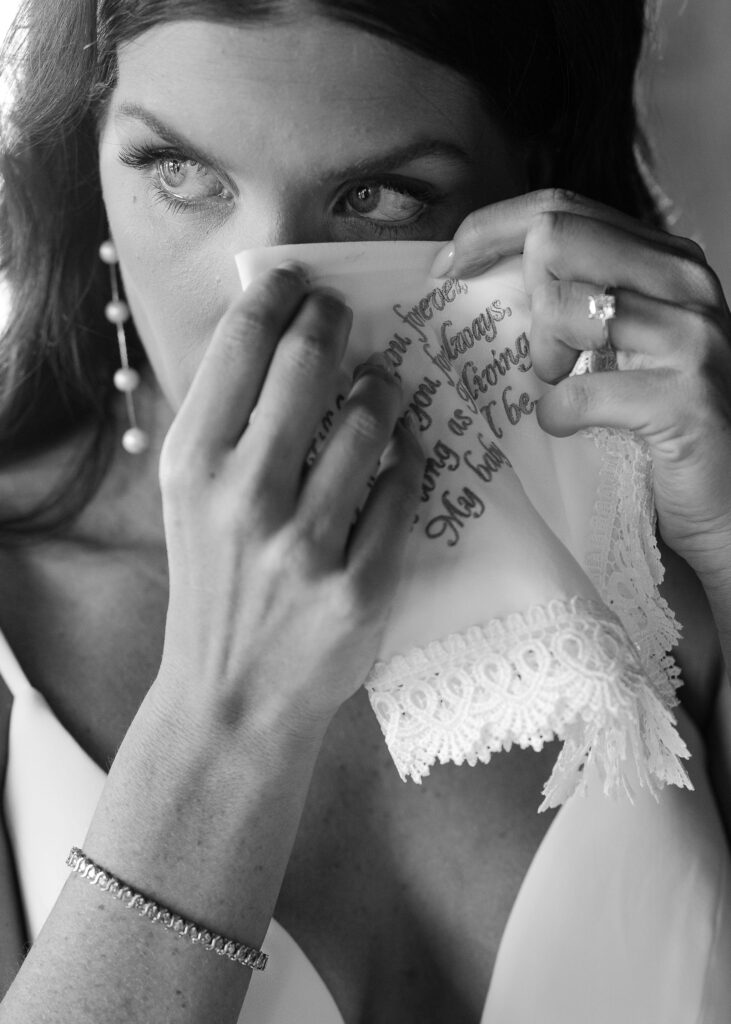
[536,186,579,213]
[692,310,726,353]
[287,329,332,374]
[287,514,330,557]
[213,303,277,365]
[564,377,592,420]
[231,303,278,339]
[458,206,492,251]
[261,525,318,581]
[530,280,565,324]
[525,210,563,261]
[344,399,388,446]
[672,233,707,263]
[333,573,374,623]
[675,256,725,308]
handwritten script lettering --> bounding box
[406,375,442,431]
[446,408,474,437]
[425,487,486,547]
[421,439,461,502]
[463,433,512,483]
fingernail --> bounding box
[352,351,399,385]
[277,260,309,284]
[429,244,455,279]
[399,409,418,435]
[314,285,348,307]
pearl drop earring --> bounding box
[99,239,149,454]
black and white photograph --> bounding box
[0,1,729,1021]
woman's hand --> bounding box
[431,189,731,588]
[156,263,424,741]
[11,265,425,1024]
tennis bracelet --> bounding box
[66,847,269,970]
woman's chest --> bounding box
[0,546,560,1023]
[274,689,560,1023]
[0,540,718,1023]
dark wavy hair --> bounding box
[0,0,661,536]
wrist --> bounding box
[84,672,329,945]
[689,543,731,601]
[667,518,731,592]
[148,661,334,760]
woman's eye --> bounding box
[156,157,229,202]
[343,184,426,224]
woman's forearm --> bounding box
[1,676,328,1024]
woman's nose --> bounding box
[233,191,332,250]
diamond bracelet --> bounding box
[66,847,269,970]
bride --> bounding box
[0,1,729,1020]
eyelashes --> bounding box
[119,143,234,215]
[117,140,446,235]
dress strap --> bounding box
[0,629,33,700]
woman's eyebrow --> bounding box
[334,139,472,179]
[114,101,471,178]
[114,102,224,172]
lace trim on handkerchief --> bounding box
[586,427,681,706]
[366,424,692,809]
[365,596,689,810]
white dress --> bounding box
[1,627,730,1023]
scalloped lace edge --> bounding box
[366,596,691,810]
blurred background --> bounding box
[643,0,731,290]
[0,0,729,291]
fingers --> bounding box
[346,421,425,595]
[536,368,677,438]
[521,211,719,305]
[529,282,697,383]
[296,356,407,555]
[537,343,731,444]
[173,263,309,453]
[430,188,703,280]
[240,288,353,489]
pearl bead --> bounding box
[113,367,140,392]
[121,427,149,454]
[99,240,118,264]
[105,299,130,324]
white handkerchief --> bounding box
[236,241,691,808]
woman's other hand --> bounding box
[431,189,731,590]
[156,263,424,741]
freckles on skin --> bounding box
[99,18,525,411]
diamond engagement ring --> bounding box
[587,289,616,348]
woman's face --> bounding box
[98,18,526,408]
